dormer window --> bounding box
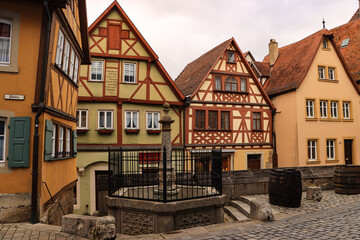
[227,52,235,63]
[323,39,328,49]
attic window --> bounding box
[322,39,328,49]
[341,38,350,48]
[228,52,235,63]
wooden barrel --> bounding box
[268,168,302,208]
[334,165,360,195]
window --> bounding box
[124,62,136,83]
[221,111,230,130]
[208,111,218,130]
[74,56,79,84]
[328,68,335,80]
[343,102,350,119]
[69,48,75,80]
[225,77,237,91]
[90,60,103,81]
[215,76,222,90]
[66,128,71,157]
[55,29,64,67]
[51,124,56,158]
[195,110,205,129]
[99,110,113,129]
[58,126,64,157]
[0,120,5,163]
[341,38,350,48]
[146,112,160,130]
[62,39,70,73]
[227,52,235,63]
[240,78,247,92]
[320,100,328,118]
[306,100,315,118]
[46,121,75,160]
[0,19,11,64]
[125,111,139,129]
[330,101,338,119]
[76,110,88,129]
[318,67,325,79]
[327,139,335,160]
[252,112,261,130]
[323,39,328,48]
[307,140,317,161]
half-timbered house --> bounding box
[0,0,90,224]
[175,38,274,171]
[75,1,184,215]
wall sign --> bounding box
[4,94,25,101]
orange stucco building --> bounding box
[0,0,90,224]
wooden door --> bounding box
[222,156,230,171]
[95,171,108,216]
[344,140,353,165]
[247,154,261,169]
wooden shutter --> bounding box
[8,117,30,168]
[108,25,121,50]
[44,120,53,161]
[73,130,77,157]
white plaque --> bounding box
[4,94,25,101]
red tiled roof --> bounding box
[349,9,360,22]
[253,61,270,77]
[174,39,232,96]
[264,29,330,96]
[331,19,360,82]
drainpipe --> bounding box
[31,0,51,224]
[182,96,191,149]
[271,108,278,168]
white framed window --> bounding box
[215,76,221,90]
[76,110,88,129]
[327,139,335,160]
[62,39,70,73]
[343,102,350,119]
[307,139,317,161]
[306,100,314,118]
[240,78,247,92]
[0,19,12,64]
[146,112,160,130]
[98,110,113,129]
[51,124,56,158]
[318,66,325,79]
[228,52,235,63]
[124,62,136,83]
[74,56,79,84]
[0,119,5,163]
[328,68,335,80]
[125,111,139,129]
[55,29,64,67]
[58,126,64,157]
[323,39,328,48]
[69,48,75,80]
[66,128,71,157]
[90,60,103,81]
[320,100,328,118]
[331,101,338,119]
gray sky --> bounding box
[86,0,358,80]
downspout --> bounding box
[31,0,51,224]
[182,96,191,149]
[271,108,278,168]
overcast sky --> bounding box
[86,0,358,80]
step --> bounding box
[238,196,256,205]
[230,200,251,217]
[224,206,248,222]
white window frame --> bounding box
[51,124,56,158]
[306,100,314,118]
[74,56,79,84]
[318,66,325,79]
[0,18,12,65]
[146,112,160,130]
[308,140,317,161]
[90,60,103,81]
[0,119,6,163]
[62,39,70,73]
[240,78,247,92]
[328,68,335,80]
[123,62,136,83]
[228,52,235,63]
[125,111,139,130]
[215,76,221,90]
[98,110,113,129]
[320,100,328,118]
[331,101,338,119]
[55,29,64,67]
[343,102,350,119]
[66,128,71,157]
[69,48,75,80]
[323,39,328,49]
[76,110,88,129]
[58,126,64,157]
[326,139,335,160]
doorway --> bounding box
[344,139,353,165]
[247,154,261,169]
[95,171,108,216]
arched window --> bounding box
[225,77,237,91]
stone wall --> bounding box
[0,193,31,223]
[223,166,335,201]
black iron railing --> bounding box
[108,148,222,202]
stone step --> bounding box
[238,196,256,205]
[224,206,248,222]
[230,200,251,217]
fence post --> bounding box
[211,149,222,194]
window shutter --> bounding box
[8,117,31,168]
[108,25,120,50]
[44,120,53,161]
[73,130,77,157]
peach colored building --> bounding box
[263,29,360,167]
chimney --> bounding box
[269,39,278,66]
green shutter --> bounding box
[8,117,31,168]
[44,120,53,161]
[73,130,77,157]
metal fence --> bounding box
[108,147,222,202]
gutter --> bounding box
[31,0,52,224]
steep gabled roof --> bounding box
[253,61,270,78]
[331,18,360,82]
[349,8,360,22]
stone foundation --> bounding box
[0,193,31,223]
[106,195,226,234]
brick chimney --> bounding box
[269,39,278,66]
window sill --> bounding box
[125,129,140,134]
[147,130,161,134]
[88,80,104,83]
[227,61,236,64]
[0,65,19,73]
[325,159,339,163]
[322,47,331,51]
[194,129,232,132]
[252,130,263,132]
[213,89,248,94]
[47,156,74,161]
[319,118,341,122]
[122,81,137,85]
[342,119,354,122]
[306,160,321,164]
[97,129,114,134]
[77,129,89,134]
[305,118,318,121]
[318,78,339,83]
